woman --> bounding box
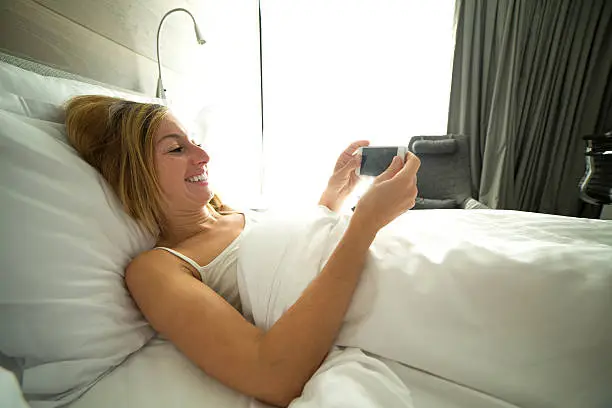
[64,95,420,407]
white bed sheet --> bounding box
[238,207,612,408]
[383,358,521,408]
[67,338,521,408]
[64,207,612,408]
[68,338,250,408]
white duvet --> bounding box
[237,208,612,408]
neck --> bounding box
[159,204,221,246]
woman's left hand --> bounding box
[318,140,369,212]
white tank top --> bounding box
[154,211,262,312]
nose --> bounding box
[193,144,209,165]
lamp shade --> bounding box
[194,25,206,45]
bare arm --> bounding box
[256,217,376,401]
[126,218,375,407]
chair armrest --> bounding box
[461,197,490,209]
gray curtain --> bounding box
[447,0,612,217]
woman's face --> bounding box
[154,114,213,209]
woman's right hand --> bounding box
[352,152,420,234]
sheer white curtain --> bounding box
[260,0,456,209]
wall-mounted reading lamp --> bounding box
[156,8,206,100]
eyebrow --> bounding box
[156,133,185,145]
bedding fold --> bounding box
[237,208,612,408]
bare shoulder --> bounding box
[127,248,170,273]
[126,247,195,284]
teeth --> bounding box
[186,174,207,182]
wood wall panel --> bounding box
[32,0,205,73]
[0,0,260,100]
[0,0,181,95]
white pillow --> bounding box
[0,367,29,408]
[0,60,161,123]
[0,107,155,408]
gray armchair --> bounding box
[407,134,488,210]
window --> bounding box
[260,0,456,209]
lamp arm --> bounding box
[156,8,201,99]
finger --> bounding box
[343,140,370,157]
[375,155,403,182]
[397,152,421,179]
[339,154,361,174]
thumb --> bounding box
[375,156,403,183]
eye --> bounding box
[169,146,184,153]
[191,139,203,148]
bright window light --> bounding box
[260,0,456,210]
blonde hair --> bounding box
[64,95,227,236]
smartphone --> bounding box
[355,146,408,177]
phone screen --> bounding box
[359,147,399,177]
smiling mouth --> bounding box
[185,173,208,183]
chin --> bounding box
[184,181,214,206]
[202,189,215,205]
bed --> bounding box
[1,50,611,408]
